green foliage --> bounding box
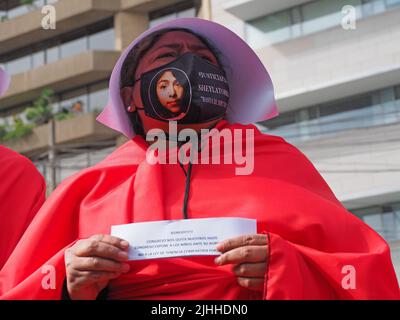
[54,111,74,121]
[20,0,35,6]
[2,116,34,141]
[0,88,54,142]
[0,124,8,140]
[25,88,54,125]
[91,107,101,115]
[0,88,88,143]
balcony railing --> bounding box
[261,100,400,143]
[0,0,58,21]
[0,0,119,54]
[245,0,400,48]
[2,111,118,157]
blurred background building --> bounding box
[1,0,399,281]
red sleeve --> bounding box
[263,231,398,299]
[0,140,143,300]
[0,147,46,270]
[257,138,400,299]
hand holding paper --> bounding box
[111,217,257,260]
[215,233,268,292]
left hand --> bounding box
[215,234,268,292]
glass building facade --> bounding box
[260,84,400,143]
[0,80,109,125]
[352,202,400,241]
[1,0,199,182]
[0,0,58,20]
[149,3,196,27]
[245,0,400,48]
[0,3,197,125]
[0,18,115,76]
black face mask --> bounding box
[136,52,230,124]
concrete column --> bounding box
[197,0,212,20]
[114,12,149,51]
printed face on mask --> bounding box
[137,52,229,123]
[156,70,184,114]
[126,31,230,132]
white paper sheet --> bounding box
[111,217,257,260]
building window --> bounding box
[55,81,109,113]
[5,55,31,75]
[60,37,87,59]
[0,18,114,76]
[35,146,115,185]
[245,10,292,45]
[45,46,59,64]
[0,80,109,127]
[245,0,400,48]
[88,28,115,51]
[32,51,45,68]
[259,84,400,142]
[352,202,400,241]
[387,0,400,7]
[149,1,197,28]
[88,82,109,112]
[395,85,400,100]
[0,0,58,20]
[59,88,89,113]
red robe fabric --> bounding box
[0,146,46,270]
[0,121,398,299]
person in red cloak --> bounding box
[0,146,46,270]
[0,69,46,271]
[0,18,398,300]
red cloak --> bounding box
[0,121,398,299]
[0,146,46,270]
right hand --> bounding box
[64,234,130,300]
